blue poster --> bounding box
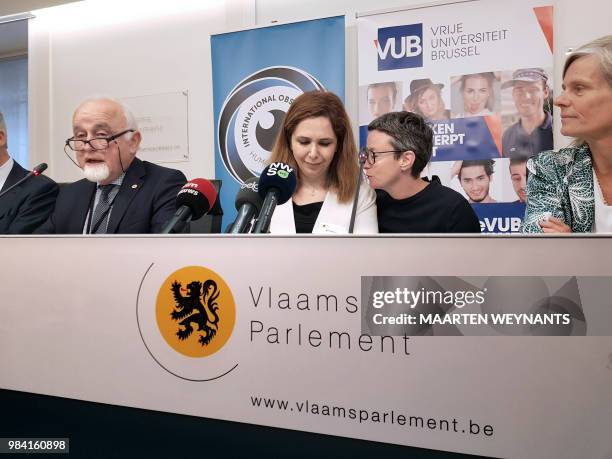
[472,202,526,233]
[211,16,345,229]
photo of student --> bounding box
[451,72,500,118]
[431,158,517,204]
[501,68,553,160]
[403,78,450,121]
[509,158,527,203]
[452,159,497,203]
[363,81,401,121]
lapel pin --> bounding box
[131,184,138,189]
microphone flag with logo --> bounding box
[227,177,263,234]
[161,178,218,234]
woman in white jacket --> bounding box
[268,91,378,234]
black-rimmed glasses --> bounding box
[359,147,404,165]
[65,129,135,151]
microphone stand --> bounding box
[348,154,366,234]
[0,165,47,200]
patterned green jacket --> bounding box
[522,144,594,233]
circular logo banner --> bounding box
[137,264,238,381]
[217,66,325,184]
[156,266,236,357]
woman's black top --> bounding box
[292,201,324,233]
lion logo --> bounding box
[156,266,235,357]
[171,279,220,346]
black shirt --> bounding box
[376,176,481,233]
[292,201,324,233]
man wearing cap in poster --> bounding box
[501,68,553,160]
[404,78,450,121]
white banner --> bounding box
[1,236,611,458]
[357,0,554,233]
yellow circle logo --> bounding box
[155,266,235,357]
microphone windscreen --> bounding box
[32,163,48,175]
[258,162,297,205]
[175,178,218,220]
[236,177,263,213]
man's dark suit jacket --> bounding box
[36,158,186,234]
[0,160,59,234]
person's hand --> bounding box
[450,160,463,179]
[538,216,572,233]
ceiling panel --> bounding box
[0,0,81,58]
[0,0,80,17]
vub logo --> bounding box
[376,23,423,71]
[267,162,293,179]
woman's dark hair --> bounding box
[367,111,433,178]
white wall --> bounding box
[28,0,242,181]
[26,0,612,180]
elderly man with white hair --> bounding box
[0,111,58,233]
[37,97,186,234]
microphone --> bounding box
[32,163,48,175]
[0,163,49,200]
[252,162,297,234]
[161,178,218,234]
[227,177,263,234]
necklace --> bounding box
[295,185,326,203]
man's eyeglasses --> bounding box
[65,129,135,151]
[359,147,404,165]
